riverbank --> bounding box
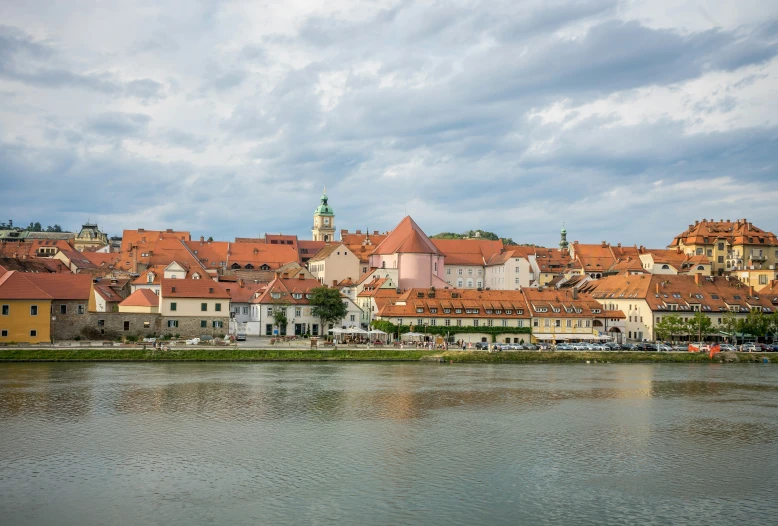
[0,348,772,363]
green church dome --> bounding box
[314,191,334,216]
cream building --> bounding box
[308,243,360,286]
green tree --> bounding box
[742,309,770,340]
[45,224,62,232]
[719,311,739,343]
[310,287,349,333]
[655,314,684,341]
[271,303,290,334]
[687,311,713,342]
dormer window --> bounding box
[485,309,492,314]
[147,273,154,283]
[271,293,281,299]
[506,309,512,314]
[443,308,451,314]
[430,308,437,313]
[416,308,424,313]
[292,293,302,299]
[193,273,200,280]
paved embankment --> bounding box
[0,348,773,363]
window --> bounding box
[533,319,539,327]
[760,275,768,285]
[466,278,474,288]
[566,320,572,328]
[295,307,301,317]
[417,318,423,326]
[696,248,703,255]
[60,304,67,315]
[266,324,273,336]
[167,320,178,328]
[77,304,85,314]
[445,319,451,326]
[455,308,462,314]
[201,320,207,328]
[555,320,561,327]
[350,315,355,322]
[430,319,437,326]
[544,319,550,327]
[458,268,463,275]
[457,278,463,287]
[518,320,523,327]
[443,308,451,314]
[215,303,221,312]
[717,256,724,264]
[170,302,177,311]
[243,307,249,315]
[515,277,520,284]
[98,319,105,327]
[213,321,223,328]
[416,308,424,313]
[447,268,451,275]
[718,243,724,251]
[473,320,479,327]
[123,321,130,331]
[143,321,150,328]
[0,330,6,337]
[1,305,7,316]
[30,330,37,337]
[201,303,208,311]
[456,319,462,326]
[30,305,38,316]
[585,320,591,328]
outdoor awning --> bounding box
[533,334,554,340]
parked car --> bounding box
[741,343,758,352]
[524,344,538,351]
[236,333,247,342]
[719,344,737,352]
[555,343,571,351]
[474,342,490,350]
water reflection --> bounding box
[1,363,777,526]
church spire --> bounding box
[559,222,569,251]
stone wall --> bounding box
[159,316,231,339]
[50,311,230,340]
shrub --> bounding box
[74,336,81,341]
[126,335,139,342]
[174,333,180,339]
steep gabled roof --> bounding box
[25,274,93,300]
[372,216,441,256]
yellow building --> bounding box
[669,219,778,276]
[73,222,109,252]
[0,270,53,343]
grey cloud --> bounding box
[85,112,152,137]
[125,78,166,102]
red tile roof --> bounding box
[161,278,231,299]
[670,219,778,247]
[119,288,160,307]
[433,238,503,266]
[25,274,93,300]
[0,271,52,300]
[372,216,441,255]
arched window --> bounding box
[466,278,474,288]
[147,272,154,283]
[697,265,704,270]
[245,263,254,269]
[231,263,241,269]
[457,278,464,287]
[661,264,670,270]
[476,280,482,288]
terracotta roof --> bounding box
[670,219,778,247]
[433,238,503,266]
[82,252,120,267]
[23,274,93,300]
[251,276,331,305]
[377,288,531,319]
[588,274,774,313]
[94,284,123,303]
[372,216,441,256]
[0,257,67,274]
[219,280,265,303]
[0,271,53,300]
[161,278,231,299]
[308,243,345,262]
[119,288,160,307]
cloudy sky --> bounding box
[1,0,777,248]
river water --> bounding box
[0,363,776,525]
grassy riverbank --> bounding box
[0,348,772,363]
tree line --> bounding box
[655,310,778,342]
[432,229,517,245]
[0,220,64,232]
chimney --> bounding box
[749,285,755,297]
[200,236,204,243]
[299,273,304,280]
[694,273,700,286]
[617,243,621,248]
[572,288,578,299]
[166,228,173,233]
[655,283,660,294]
[138,228,145,233]
[356,229,361,234]
[239,279,245,288]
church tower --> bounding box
[312,189,336,242]
[559,223,569,252]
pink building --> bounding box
[368,216,448,290]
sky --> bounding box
[1,0,777,248]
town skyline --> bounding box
[2,1,777,248]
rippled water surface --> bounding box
[1,363,777,525]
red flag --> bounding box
[688,343,699,353]
[709,344,720,359]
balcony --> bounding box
[749,253,767,262]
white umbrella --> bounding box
[348,327,368,334]
[368,329,387,335]
[329,328,347,334]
